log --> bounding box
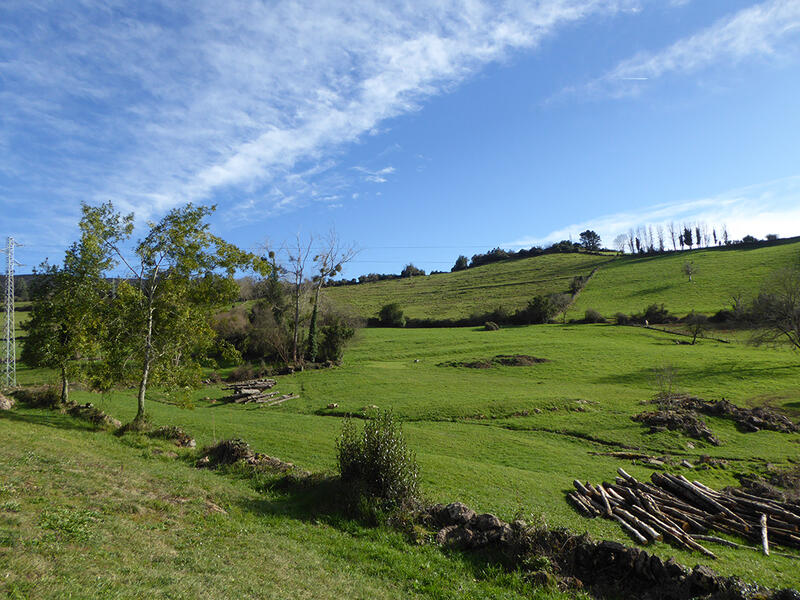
[614,514,649,545]
[598,484,613,516]
[613,507,661,542]
[568,492,599,518]
[761,513,770,556]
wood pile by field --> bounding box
[569,468,800,559]
[220,379,298,406]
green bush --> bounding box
[318,320,355,362]
[484,321,500,331]
[336,411,419,508]
[378,302,406,327]
[584,309,606,324]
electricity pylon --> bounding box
[2,237,22,389]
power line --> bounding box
[2,237,22,389]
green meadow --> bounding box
[10,323,800,591]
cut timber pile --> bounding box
[568,468,800,559]
[220,379,298,406]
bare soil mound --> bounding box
[438,354,548,368]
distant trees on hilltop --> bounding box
[614,221,782,255]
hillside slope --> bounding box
[568,237,800,319]
[326,253,613,320]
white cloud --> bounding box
[506,175,800,248]
[1,0,645,223]
[572,0,800,97]
[353,166,396,183]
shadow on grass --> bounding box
[0,408,96,432]
[233,472,526,583]
[593,363,800,387]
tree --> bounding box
[400,263,425,278]
[683,261,695,282]
[612,234,627,253]
[306,231,356,362]
[685,311,708,345]
[92,203,265,423]
[451,255,469,272]
[579,230,601,251]
[22,204,117,403]
[668,222,677,251]
[683,226,693,249]
[378,303,405,327]
[749,267,800,353]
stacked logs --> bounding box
[568,468,800,558]
[221,379,298,406]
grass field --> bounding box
[568,238,800,320]
[325,253,613,320]
[12,324,800,591]
[1,413,576,600]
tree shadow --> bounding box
[0,408,96,432]
[593,363,800,387]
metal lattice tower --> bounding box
[2,237,22,389]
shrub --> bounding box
[318,320,355,362]
[378,303,406,328]
[640,303,671,324]
[13,386,61,408]
[615,312,631,326]
[584,309,606,324]
[484,321,500,331]
[400,264,425,278]
[336,411,419,507]
[517,295,557,324]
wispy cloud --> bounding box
[505,175,800,248]
[353,166,396,183]
[567,0,800,98]
[0,0,644,229]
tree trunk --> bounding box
[292,281,301,363]
[307,283,323,362]
[136,302,154,422]
[60,366,69,405]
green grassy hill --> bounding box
[325,253,613,321]
[568,238,800,319]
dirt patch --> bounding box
[632,410,720,445]
[438,354,548,369]
[196,438,307,475]
[632,393,799,445]
[148,425,196,448]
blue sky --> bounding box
[2,0,800,277]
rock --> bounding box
[688,564,718,594]
[471,513,503,531]
[680,459,694,468]
[0,393,15,411]
[436,525,475,548]
[664,557,686,579]
[686,441,695,449]
[511,519,528,531]
[443,502,476,526]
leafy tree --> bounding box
[579,230,601,251]
[90,203,265,423]
[749,267,800,354]
[378,303,405,327]
[518,295,557,324]
[741,235,758,244]
[451,255,468,272]
[22,205,116,403]
[400,263,425,278]
[683,226,693,249]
